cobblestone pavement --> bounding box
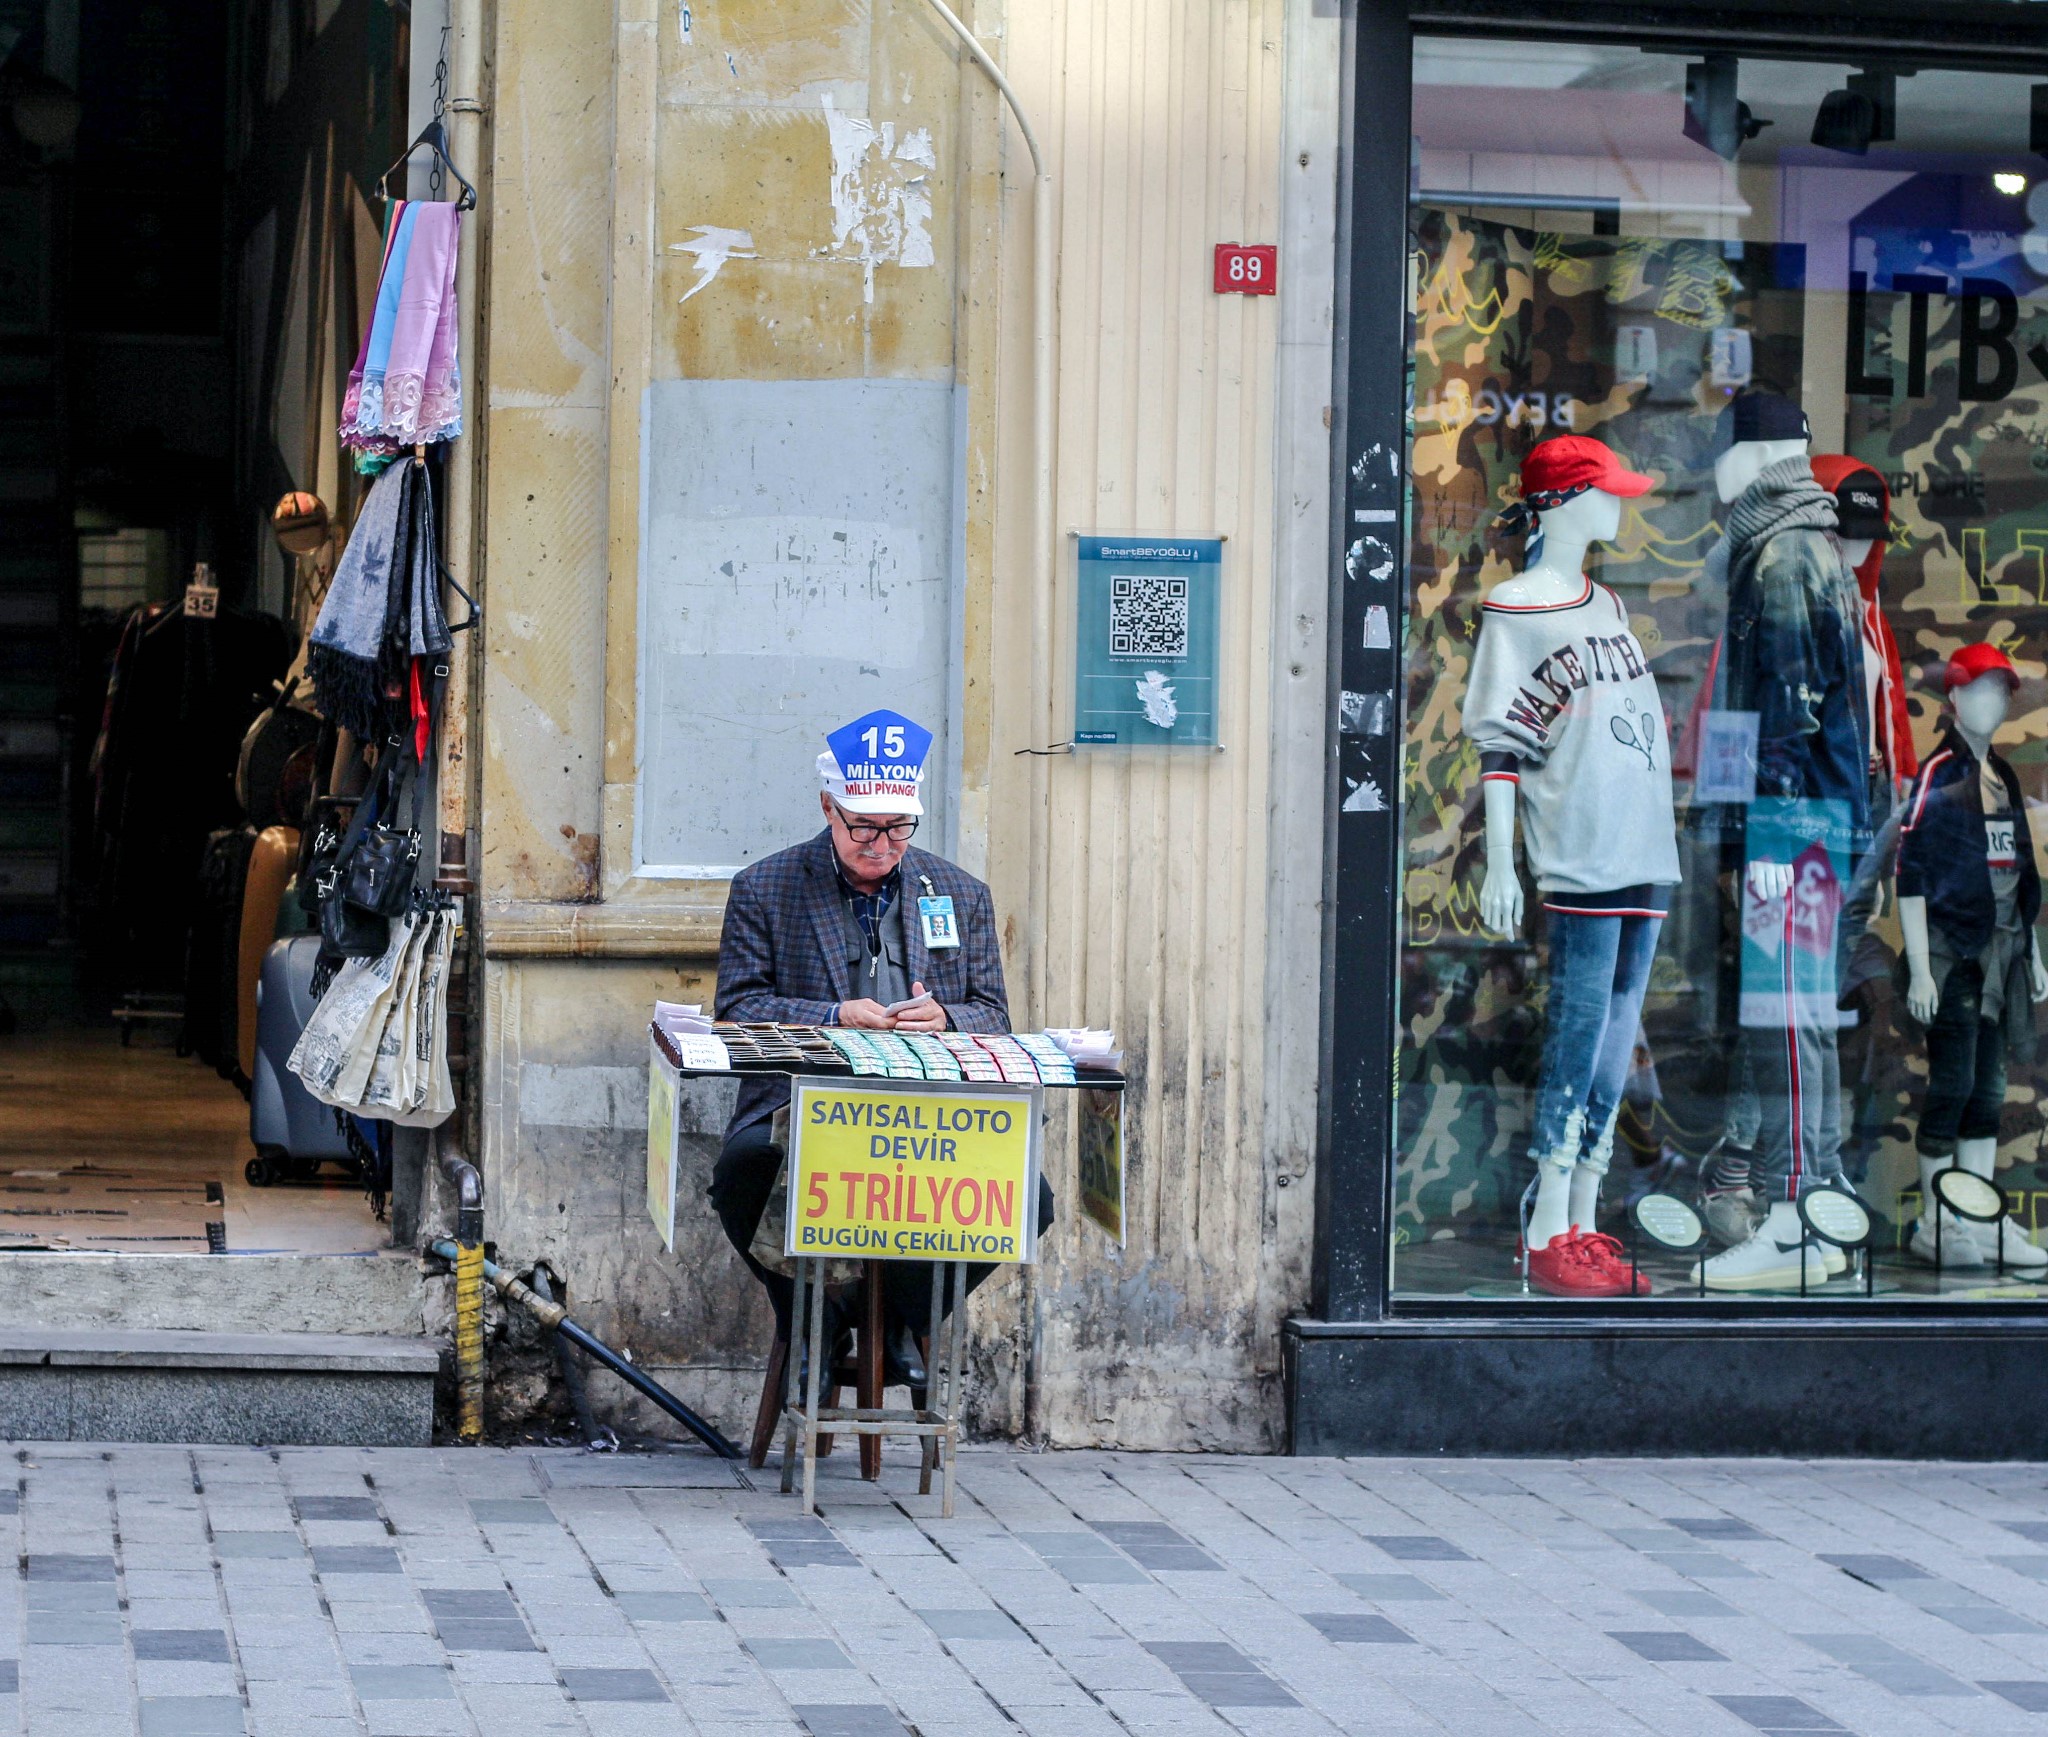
[6,1443,2048,1735]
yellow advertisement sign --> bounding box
[785,1078,1039,1264]
[646,1041,679,1252]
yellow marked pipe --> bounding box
[453,1240,485,1443]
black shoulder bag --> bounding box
[311,736,414,958]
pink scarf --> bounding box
[378,202,460,444]
[340,202,462,452]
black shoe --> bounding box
[885,1322,927,1387]
[794,1326,853,1396]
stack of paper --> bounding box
[654,1000,713,1036]
[1045,1028,1123,1072]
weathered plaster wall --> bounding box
[471,0,1338,1449]
[477,0,613,905]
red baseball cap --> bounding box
[1944,643,2021,692]
[1521,435,1654,501]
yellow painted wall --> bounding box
[471,0,1335,1449]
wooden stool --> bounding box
[748,1258,927,1478]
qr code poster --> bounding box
[1109,574,1190,660]
[1072,535,1221,747]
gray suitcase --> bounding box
[248,936,352,1184]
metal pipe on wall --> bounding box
[436,0,485,896]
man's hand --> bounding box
[894,982,947,1033]
[837,998,897,1030]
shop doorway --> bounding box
[0,0,442,1258]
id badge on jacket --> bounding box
[917,894,960,950]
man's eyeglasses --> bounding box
[833,807,918,844]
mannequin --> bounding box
[1813,456,1916,805]
[1692,392,1873,1291]
[1464,435,1679,1298]
[1897,647,2048,1272]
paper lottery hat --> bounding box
[818,709,933,815]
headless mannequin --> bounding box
[1899,672,2048,1267]
[1479,486,1623,1247]
[1717,435,1812,904]
[1478,487,1622,936]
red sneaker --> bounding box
[1574,1228,1654,1296]
[1526,1228,1629,1297]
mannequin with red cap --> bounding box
[1464,435,1679,1297]
[1895,644,2047,1271]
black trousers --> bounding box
[709,1120,1055,1341]
[1917,959,2006,1157]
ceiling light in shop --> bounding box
[1684,54,1770,162]
[1847,70,1898,145]
[1812,88,1877,155]
[1995,172,2029,196]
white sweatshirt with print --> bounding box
[1461,580,1681,897]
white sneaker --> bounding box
[1693,1224,1830,1291]
[1818,1241,1847,1276]
[1909,1214,1987,1269]
[1972,1217,2048,1272]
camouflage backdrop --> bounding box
[1396,207,2048,1295]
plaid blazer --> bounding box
[715,830,1011,1137]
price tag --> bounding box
[183,563,219,618]
[1213,243,1277,296]
[671,1033,730,1072]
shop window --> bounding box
[77,525,169,615]
[1397,38,2048,1302]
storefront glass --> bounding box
[1396,36,2048,1301]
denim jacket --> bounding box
[1897,727,2041,960]
[1719,522,1871,833]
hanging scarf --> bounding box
[341,202,463,453]
[379,202,460,443]
[342,202,419,444]
[308,460,450,739]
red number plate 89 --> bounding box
[1213,243,1277,295]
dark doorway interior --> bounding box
[0,0,411,1253]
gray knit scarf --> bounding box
[1703,454,1838,595]
[308,459,450,739]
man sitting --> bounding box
[708,708,1050,1381]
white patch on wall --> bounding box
[1341,777,1386,813]
[817,94,936,303]
[650,518,925,667]
[520,1064,646,1130]
[521,1064,734,1134]
[1134,671,1178,730]
[637,378,964,877]
[670,226,757,302]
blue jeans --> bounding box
[1530,910,1664,1183]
